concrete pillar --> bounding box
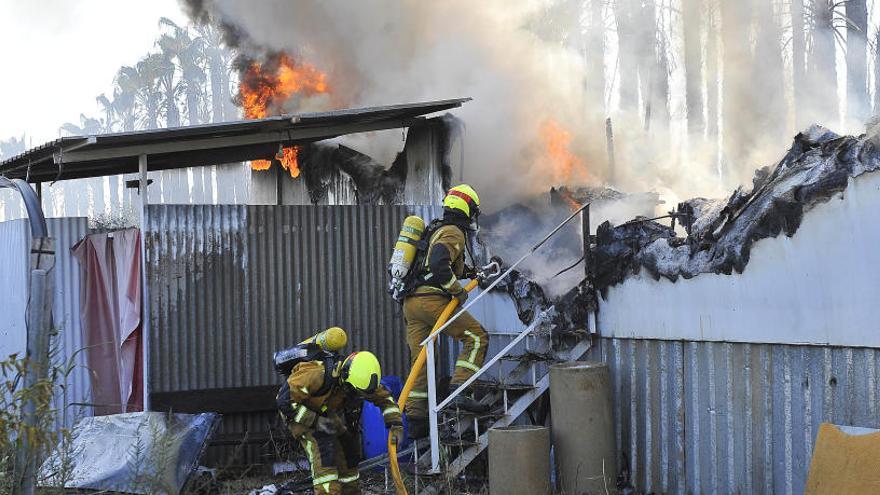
[489,425,551,495]
[550,361,616,494]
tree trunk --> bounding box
[845,0,868,123]
[585,0,605,116]
[651,1,670,130]
[807,0,837,125]
[147,94,159,130]
[706,0,719,139]
[720,0,752,180]
[615,0,640,113]
[637,0,658,128]
[186,84,201,125]
[165,90,180,128]
[875,30,880,114]
[209,49,224,122]
[791,0,806,129]
[752,0,786,146]
[683,0,704,135]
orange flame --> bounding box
[557,188,581,212]
[240,54,329,177]
[539,118,587,185]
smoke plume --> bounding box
[182,0,615,210]
[180,0,866,223]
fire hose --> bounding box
[387,278,479,495]
[387,202,588,494]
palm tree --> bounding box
[159,18,208,126]
[154,49,181,128]
[59,114,104,136]
[113,67,140,131]
[0,135,26,161]
[96,94,117,133]
[132,54,165,130]
[193,22,236,122]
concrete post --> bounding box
[550,361,616,495]
[489,425,551,494]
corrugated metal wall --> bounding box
[145,204,441,464]
[0,219,29,359]
[47,218,92,430]
[0,217,91,432]
[586,338,880,495]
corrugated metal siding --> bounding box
[587,338,880,495]
[0,219,29,359]
[47,218,92,430]
[146,204,440,393]
[0,217,91,431]
[145,204,441,465]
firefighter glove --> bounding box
[389,424,404,446]
[449,283,468,304]
[315,413,347,435]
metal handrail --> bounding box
[420,202,589,474]
[418,203,588,347]
[435,308,551,411]
[425,308,552,472]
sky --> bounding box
[0,0,187,146]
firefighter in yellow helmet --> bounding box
[277,350,403,495]
[403,184,489,439]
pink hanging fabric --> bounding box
[72,228,143,415]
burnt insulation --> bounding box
[481,264,596,333]
[594,125,880,291]
[293,116,458,205]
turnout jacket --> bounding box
[282,360,402,436]
[415,224,468,296]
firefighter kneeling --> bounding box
[277,348,403,495]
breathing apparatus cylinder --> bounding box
[388,215,425,300]
[274,327,348,377]
[300,326,348,351]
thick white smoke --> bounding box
[190,0,605,210]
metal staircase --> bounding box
[409,306,595,486]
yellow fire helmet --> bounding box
[340,351,381,394]
[443,184,481,219]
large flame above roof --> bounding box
[239,54,329,178]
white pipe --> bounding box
[426,341,441,473]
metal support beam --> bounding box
[139,154,150,410]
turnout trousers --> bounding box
[294,428,362,495]
[402,294,488,418]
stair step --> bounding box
[440,437,479,448]
[435,338,594,480]
[498,352,556,363]
[470,380,535,391]
[441,409,506,420]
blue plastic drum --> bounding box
[361,375,410,462]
